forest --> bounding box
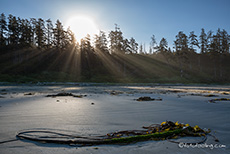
[0,13,230,83]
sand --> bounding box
[0,83,229,154]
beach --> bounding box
[0,84,229,154]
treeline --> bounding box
[1,13,230,54]
[0,13,230,83]
[0,13,76,49]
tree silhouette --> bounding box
[129,37,138,54]
[0,13,7,46]
[174,31,189,77]
[94,30,108,53]
[139,43,143,54]
[189,31,199,52]
[150,35,157,53]
[109,24,124,54]
[157,37,170,65]
[199,28,207,53]
[0,13,230,83]
[46,19,53,47]
[35,18,46,48]
[8,14,19,45]
[66,27,76,46]
[53,19,66,49]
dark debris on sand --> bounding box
[24,92,35,96]
[46,92,87,98]
[136,96,162,101]
[209,98,230,103]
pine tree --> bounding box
[0,13,7,46]
[18,18,32,46]
[46,19,53,47]
[157,37,168,53]
[129,37,138,54]
[199,28,207,53]
[139,43,143,54]
[53,19,66,49]
[189,31,199,52]
[30,18,37,45]
[123,38,131,54]
[80,34,92,52]
[158,37,170,64]
[174,31,189,77]
[94,30,108,53]
[66,27,76,46]
[221,29,229,53]
[35,18,45,48]
[109,24,124,54]
[8,14,20,45]
[25,19,33,45]
[150,35,157,53]
[207,30,213,52]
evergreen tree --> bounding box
[216,28,222,53]
[109,24,124,54]
[199,28,207,53]
[80,34,92,51]
[189,31,199,52]
[66,27,76,46]
[129,37,138,54]
[46,19,53,47]
[30,18,37,45]
[8,14,19,45]
[123,38,131,54]
[139,43,143,54]
[25,19,33,45]
[35,18,46,48]
[221,29,229,53]
[150,35,157,53]
[174,31,189,77]
[157,37,168,53]
[53,19,66,49]
[0,13,7,46]
[207,30,213,52]
[94,30,108,53]
[174,31,188,52]
[18,18,32,46]
[158,37,170,64]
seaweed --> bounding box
[104,129,182,144]
[46,92,86,98]
[24,92,35,95]
[136,96,162,101]
[16,121,215,146]
[209,98,230,103]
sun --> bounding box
[66,16,99,42]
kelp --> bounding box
[16,121,215,146]
[209,98,230,103]
[136,96,162,101]
[46,92,86,98]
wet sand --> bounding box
[0,84,229,154]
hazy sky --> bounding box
[1,0,230,49]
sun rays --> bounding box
[65,15,99,42]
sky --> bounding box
[1,0,230,50]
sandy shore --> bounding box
[0,84,229,154]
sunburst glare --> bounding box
[66,15,99,42]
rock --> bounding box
[136,96,162,101]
